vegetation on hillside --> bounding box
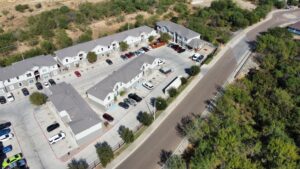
[171,28,300,169]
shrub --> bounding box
[77,30,92,43]
[29,92,47,105]
[180,77,187,85]
[95,142,114,167]
[67,158,89,169]
[40,40,56,54]
[35,3,42,9]
[168,88,177,97]
[160,33,172,43]
[119,90,126,96]
[137,111,154,126]
[87,52,97,63]
[15,4,29,12]
[148,36,154,42]
[118,125,134,143]
[155,97,168,110]
[119,41,129,52]
[189,65,200,76]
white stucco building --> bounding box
[87,54,162,109]
[55,26,157,68]
[49,82,102,145]
[0,55,58,93]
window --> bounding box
[16,76,19,80]
[65,59,69,63]
[7,79,10,83]
[107,96,110,100]
[26,73,32,77]
[29,79,34,83]
[79,53,83,57]
[101,48,103,51]
[108,46,110,49]
[18,83,22,87]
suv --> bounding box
[0,96,7,104]
[35,82,43,90]
[6,93,15,102]
[118,102,129,109]
[142,81,154,90]
[128,93,142,102]
[48,132,65,145]
[21,88,30,96]
[0,128,11,137]
[48,79,56,85]
[103,113,114,122]
[46,123,60,132]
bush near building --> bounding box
[160,33,172,43]
[67,158,89,169]
[189,65,200,76]
[148,35,155,42]
[95,142,114,167]
[180,77,187,85]
[119,41,129,52]
[87,52,97,63]
[155,97,168,110]
[118,125,134,143]
[137,111,154,126]
[29,92,47,105]
[168,88,178,97]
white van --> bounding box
[142,81,154,90]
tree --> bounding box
[180,77,187,84]
[87,52,97,63]
[67,158,89,169]
[160,33,172,43]
[55,29,73,48]
[137,111,154,126]
[95,142,114,167]
[40,40,56,54]
[165,155,185,169]
[168,88,177,97]
[118,125,134,143]
[78,30,92,43]
[29,92,47,105]
[15,4,29,12]
[148,36,154,42]
[155,97,168,110]
[119,41,129,52]
[189,65,200,76]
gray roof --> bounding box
[55,26,154,60]
[87,54,156,100]
[187,38,206,48]
[288,21,300,30]
[0,55,56,81]
[49,82,102,135]
[156,21,200,39]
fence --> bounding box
[87,123,143,169]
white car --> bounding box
[43,82,50,88]
[6,93,15,102]
[0,133,14,142]
[142,81,154,90]
[48,132,65,145]
[192,53,201,61]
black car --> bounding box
[21,88,30,96]
[46,123,60,132]
[128,93,142,102]
[141,47,149,52]
[103,113,114,122]
[120,55,127,60]
[106,59,113,65]
[48,79,56,85]
[0,96,7,104]
[35,82,43,90]
[0,122,11,130]
[177,48,186,53]
[118,102,129,109]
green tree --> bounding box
[95,142,114,167]
[160,33,172,43]
[78,30,92,43]
[137,111,154,126]
[87,52,97,63]
[29,92,47,105]
[148,36,155,42]
[118,125,134,143]
[168,88,177,97]
[165,155,185,169]
[155,97,168,110]
[40,40,56,54]
[55,29,73,48]
[180,77,187,84]
[119,41,129,52]
[189,65,200,76]
[15,4,29,12]
[67,158,89,169]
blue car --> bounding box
[2,145,12,154]
[0,128,11,137]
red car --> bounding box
[74,71,81,77]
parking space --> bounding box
[34,105,78,158]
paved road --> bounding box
[116,9,300,169]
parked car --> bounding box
[74,71,81,77]
[103,113,114,122]
[118,102,129,109]
[134,50,143,56]
[195,56,204,62]
[48,132,65,145]
[35,82,43,90]
[21,88,29,96]
[125,52,135,59]
[142,81,154,90]
[106,59,113,65]
[141,47,150,52]
[2,153,23,169]
[46,123,60,132]
[0,96,7,104]
[192,53,201,61]
[10,158,27,169]
[128,93,142,102]
[2,145,12,154]
[43,82,50,88]
[48,79,56,85]
[6,93,15,102]
[177,48,186,53]
[124,98,136,106]
[120,55,127,60]
[0,128,11,137]
[0,133,14,142]
[157,59,165,65]
[0,122,11,130]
